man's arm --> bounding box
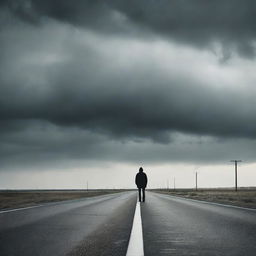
[145,173,148,188]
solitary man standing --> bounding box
[135,167,148,202]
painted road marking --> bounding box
[126,201,144,256]
[156,193,256,212]
[0,192,128,214]
[0,205,44,214]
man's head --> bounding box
[139,167,143,173]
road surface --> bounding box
[0,191,255,255]
[142,192,256,256]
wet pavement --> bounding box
[0,191,256,255]
[141,192,256,256]
[0,192,137,256]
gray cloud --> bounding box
[1,0,256,58]
[1,121,256,170]
[1,1,256,171]
[113,0,256,58]
[1,21,256,142]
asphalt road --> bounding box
[0,192,137,256]
[0,191,255,256]
[142,192,256,256]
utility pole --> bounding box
[195,172,198,191]
[86,181,88,191]
[174,177,176,191]
[230,160,242,191]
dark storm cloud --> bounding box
[1,1,256,169]
[113,0,256,57]
[1,76,256,142]
[0,20,256,142]
[1,123,256,170]
[1,0,256,57]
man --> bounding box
[135,167,148,202]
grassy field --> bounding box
[154,188,256,209]
[0,190,125,210]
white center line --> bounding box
[0,205,44,214]
[126,200,144,256]
[159,193,256,212]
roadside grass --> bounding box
[0,190,126,210]
[153,189,256,209]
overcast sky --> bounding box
[1,0,256,189]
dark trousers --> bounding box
[138,187,145,202]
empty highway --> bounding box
[0,191,255,256]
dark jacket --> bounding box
[135,172,148,188]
